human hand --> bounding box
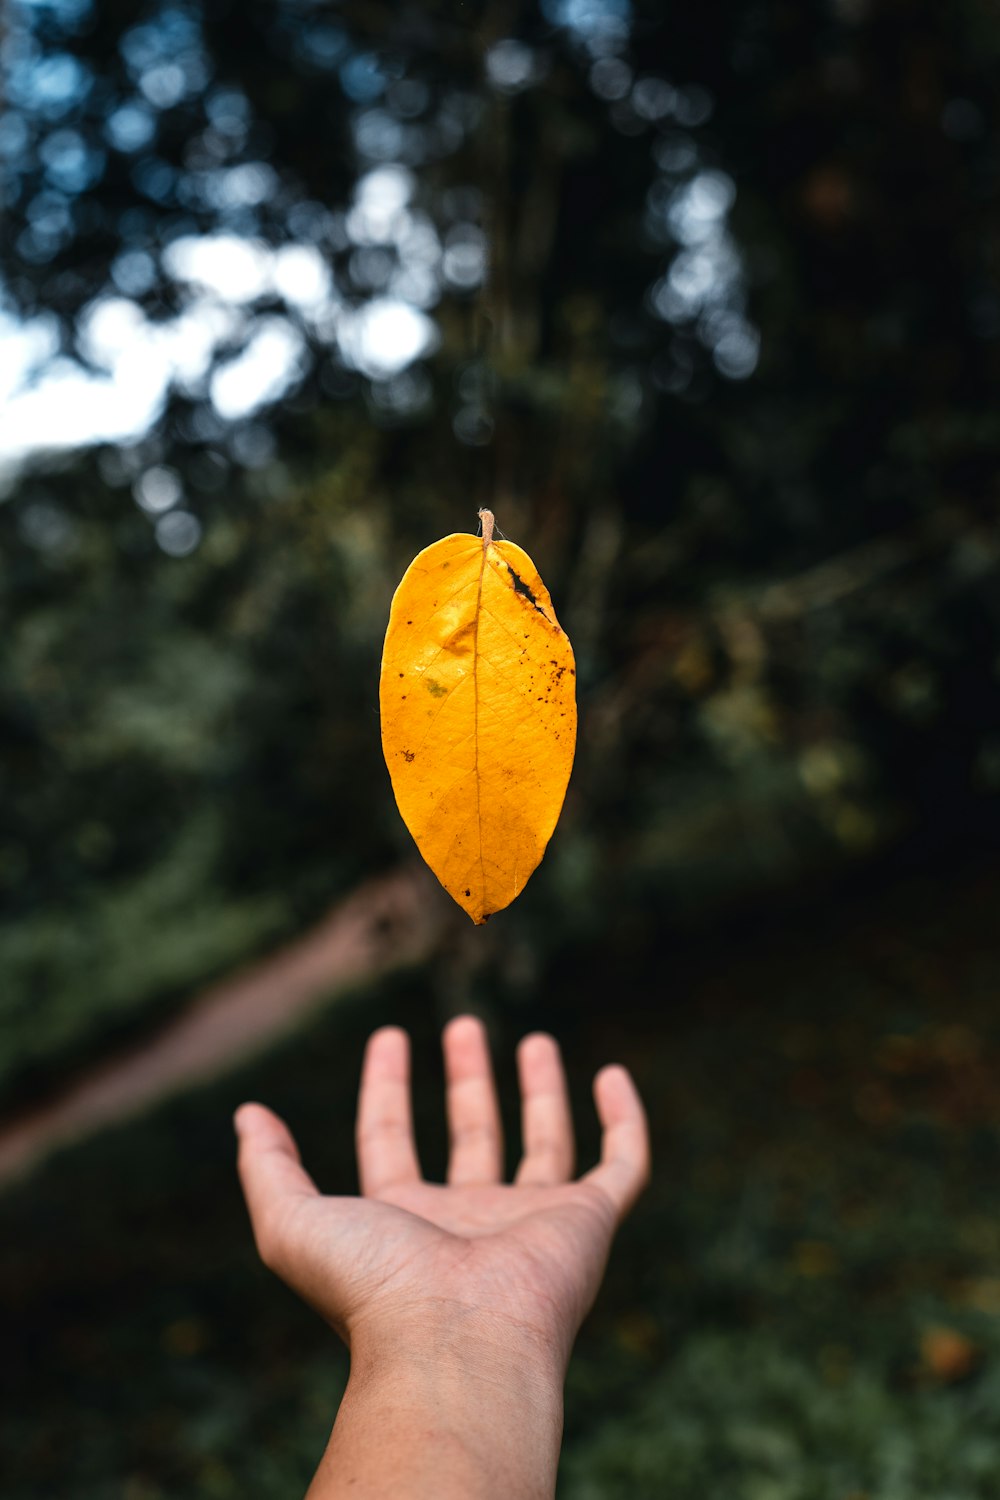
[235,1016,649,1498]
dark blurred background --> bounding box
[4,0,1000,1494]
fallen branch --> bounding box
[0,863,446,1188]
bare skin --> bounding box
[235,1015,651,1498]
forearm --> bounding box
[307,1328,565,1499]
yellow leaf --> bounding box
[380,510,577,924]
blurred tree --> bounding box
[3,0,1000,1096]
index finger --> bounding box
[356,1026,423,1196]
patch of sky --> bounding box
[353,110,409,163]
[182,161,280,214]
[132,157,176,204]
[341,52,388,104]
[542,0,631,51]
[589,57,631,100]
[0,346,166,470]
[119,9,202,74]
[119,7,210,110]
[346,166,415,243]
[155,508,201,556]
[8,51,91,117]
[653,239,742,318]
[0,241,440,463]
[133,464,182,514]
[666,171,737,245]
[0,308,61,403]
[209,317,306,420]
[342,166,442,307]
[19,187,84,260]
[390,263,439,310]
[286,200,338,244]
[105,103,157,154]
[13,0,93,30]
[0,290,249,471]
[349,245,394,293]
[485,40,545,94]
[163,234,334,315]
[338,297,439,380]
[703,311,760,380]
[272,244,333,308]
[39,128,104,192]
[646,169,759,381]
[139,62,189,111]
[205,87,252,138]
[110,248,156,297]
[292,23,348,71]
[163,234,273,302]
[76,296,151,369]
[631,77,675,122]
[24,189,73,248]
[0,114,30,159]
[0,31,450,466]
[396,215,440,269]
[442,224,486,291]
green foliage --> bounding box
[4,0,1000,1095]
[4,1,1000,1490]
[0,812,286,1089]
[4,866,1000,1496]
[0,445,402,1091]
[563,1334,1000,1500]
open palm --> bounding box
[236,1017,650,1376]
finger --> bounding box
[235,1102,319,1262]
[515,1032,575,1185]
[581,1065,651,1221]
[444,1015,504,1185]
[356,1026,422,1196]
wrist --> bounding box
[311,1311,565,1499]
[350,1301,569,1397]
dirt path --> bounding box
[0,863,445,1188]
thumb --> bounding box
[235,1102,319,1267]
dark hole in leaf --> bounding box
[506,563,549,619]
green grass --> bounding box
[4,863,1000,1497]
